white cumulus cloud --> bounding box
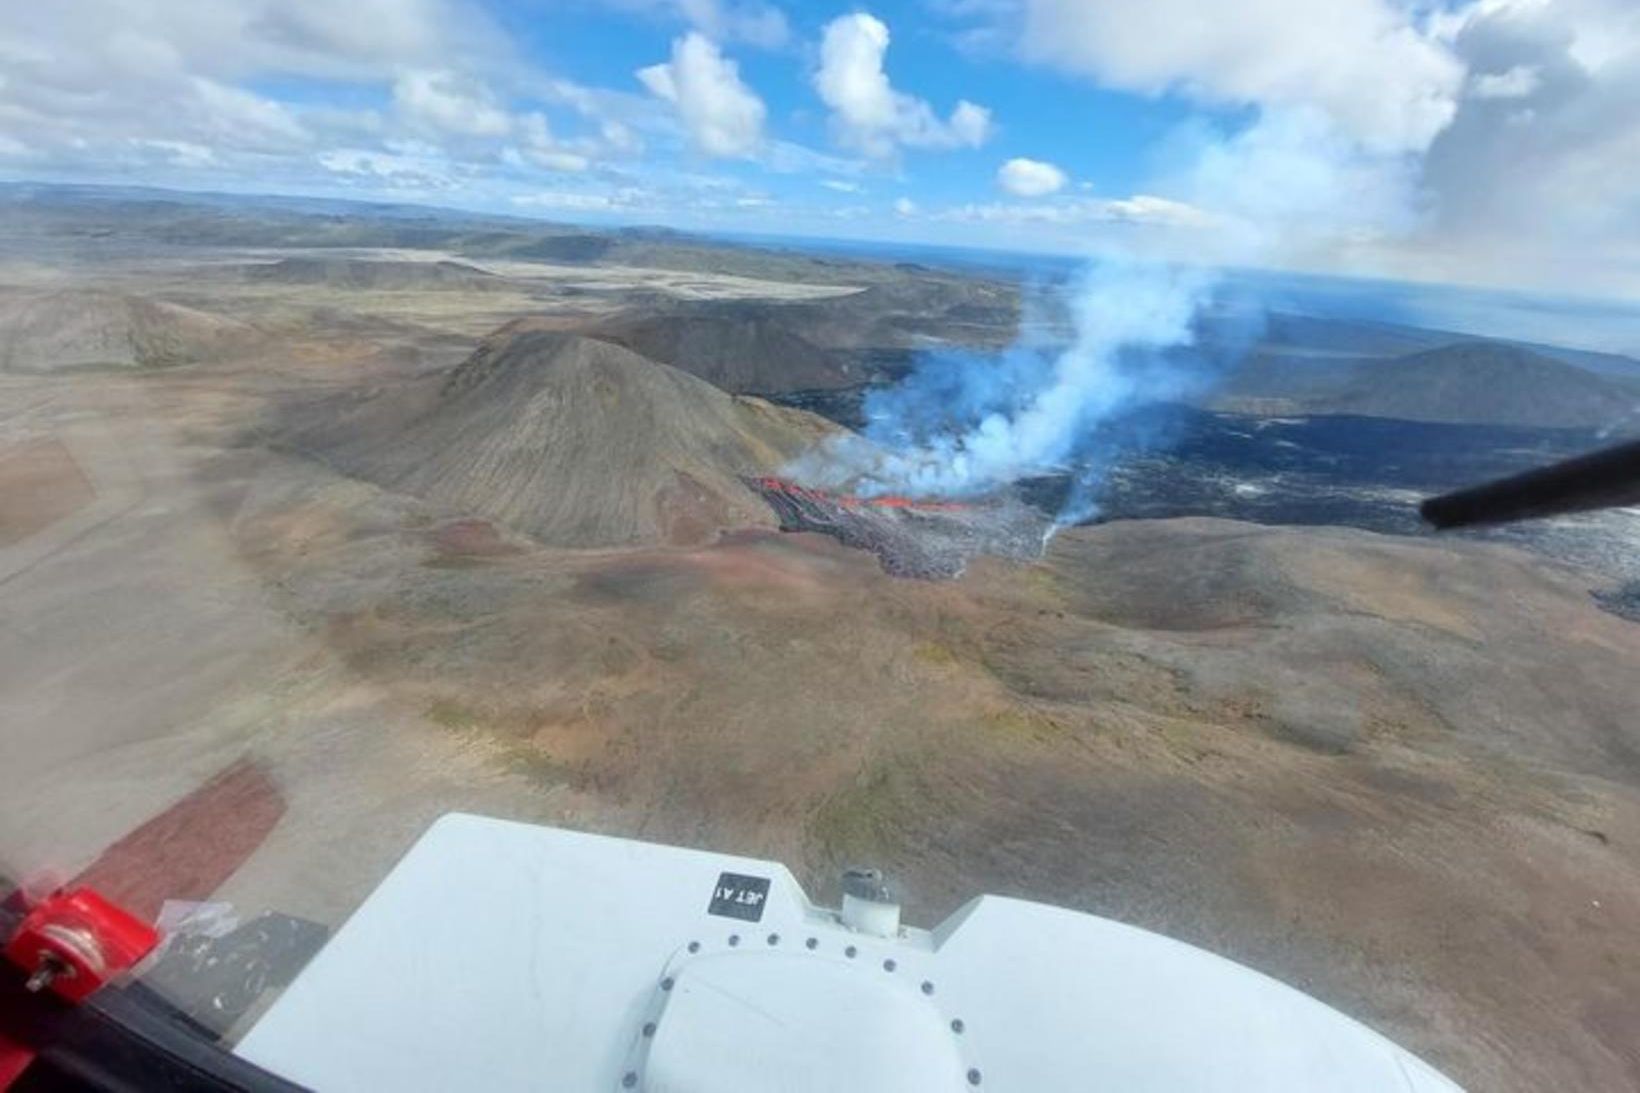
[934,193,1213,229]
[393,70,512,137]
[1099,194,1215,228]
[600,0,791,49]
[0,0,646,191]
[673,0,790,49]
[318,145,461,191]
[1469,64,1543,99]
[189,78,310,146]
[142,140,220,168]
[997,156,1067,196]
[1017,0,1465,154]
[639,32,766,157]
[1414,0,1640,292]
[815,13,993,157]
[509,114,593,172]
[511,187,649,211]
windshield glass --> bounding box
[2,1,1638,1089]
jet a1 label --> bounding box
[707,872,771,922]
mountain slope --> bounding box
[0,289,252,371]
[1318,342,1640,429]
[293,328,839,546]
[587,307,855,393]
[242,257,504,290]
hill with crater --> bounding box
[579,276,1021,396]
[587,306,856,393]
[287,326,840,546]
[0,289,253,371]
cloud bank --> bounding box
[815,13,994,158]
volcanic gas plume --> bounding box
[789,260,1223,508]
[776,99,1456,565]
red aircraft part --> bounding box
[3,888,159,1003]
[2,759,283,1006]
[0,758,285,1087]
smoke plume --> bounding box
[792,260,1241,512]
[790,100,1458,526]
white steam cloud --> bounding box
[791,259,1228,513]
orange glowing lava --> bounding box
[751,477,971,512]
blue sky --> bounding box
[2,1,1637,295]
[507,1,1199,202]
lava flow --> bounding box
[745,476,1049,579]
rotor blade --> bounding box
[1421,438,1640,530]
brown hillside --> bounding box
[291,328,839,546]
[0,289,252,371]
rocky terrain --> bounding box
[214,466,1640,1092]
[746,475,1049,577]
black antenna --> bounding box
[1421,438,1640,530]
